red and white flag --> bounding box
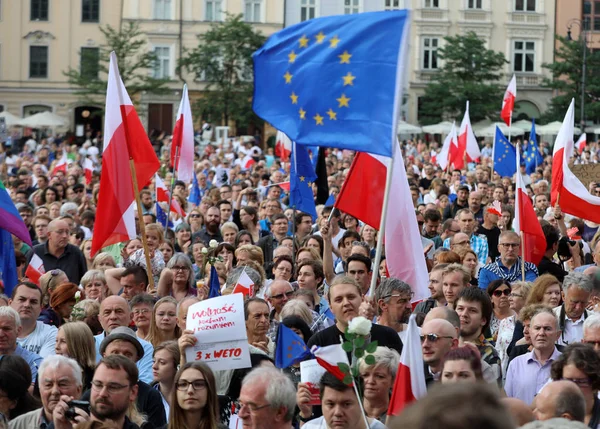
[501,75,517,127]
[91,52,160,257]
[335,148,429,303]
[171,84,195,183]
[155,174,186,217]
[52,150,68,176]
[551,99,600,224]
[456,101,481,168]
[436,122,458,170]
[430,150,437,165]
[232,269,255,297]
[514,149,546,265]
[387,315,426,416]
[83,158,94,185]
[575,133,587,153]
[25,254,45,285]
[242,154,256,170]
[311,344,350,383]
[275,130,292,162]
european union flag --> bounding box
[188,173,201,206]
[324,308,335,321]
[275,323,311,369]
[325,193,335,207]
[208,265,221,299]
[253,11,410,158]
[524,119,544,174]
[0,229,18,296]
[493,126,517,178]
[290,143,317,220]
[156,203,173,229]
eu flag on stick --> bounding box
[156,203,173,229]
[252,11,410,158]
[524,119,544,174]
[275,323,312,369]
[493,126,517,178]
[208,265,221,299]
[188,173,201,206]
[290,142,317,220]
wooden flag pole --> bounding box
[520,231,526,282]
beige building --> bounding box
[0,0,283,136]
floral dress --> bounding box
[124,248,165,286]
[496,314,517,379]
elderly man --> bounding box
[267,280,294,340]
[0,306,43,382]
[478,231,539,291]
[449,232,471,255]
[443,209,488,264]
[375,277,413,341]
[421,319,458,385]
[94,296,154,384]
[9,355,83,429]
[238,367,297,429]
[441,264,471,308]
[25,218,87,283]
[505,308,562,405]
[554,273,593,345]
[533,380,586,423]
[583,313,600,355]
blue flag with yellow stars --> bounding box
[275,323,312,369]
[0,229,18,296]
[493,126,517,178]
[290,142,318,220]
[188,173,201,206]
[208,265,221,299]
[252,11,410,158]
[524,119,544,174]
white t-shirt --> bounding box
[302,416,385,429]
[17,321,58,358]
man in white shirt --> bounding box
[10,281,57,358]
[553,272,593,346]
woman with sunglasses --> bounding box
[487,280,515,341]
[187,209,204,234]
[165,362,220,429]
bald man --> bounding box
[423,306,461,336]
[501,397,535,427]
[533,380,585,423]
[421,319,458,386]
[94,296,155,383]
[25,218,87,283]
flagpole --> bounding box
[520,231,525,282]
[166,145,180,225]
[292,142,298,267]
[339,336,370,429]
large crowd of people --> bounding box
[0,132,599,429]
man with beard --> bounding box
[375,277,413,342]
[25,219,87,284]
[192,205,223,245]
[139,190,154,215]
[52,355,140,429]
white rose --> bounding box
[75,291,81,301]
[347,316,372,336]
[201,247,208,254]
[209,239,218,248]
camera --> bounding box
[557,236,578,261]
[65,400,90,420]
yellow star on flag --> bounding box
[342,72,355,86]
[337,94,350,107]
[300,176,305,182]
[308,181,313,187]
[284,71,293,84]
[288,51,297,63]
[315,32,326,44]
[329,35,340,48]
[338,51,351,64]
[299,35,309,48]
[290,92,298,104]
[299,108,306,120]
[327,109,337,120]
[314,113,324,125]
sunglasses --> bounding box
[493,289,511,297]
[420,333,454,343]
[271,290,294,300]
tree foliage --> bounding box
[179,14,266,132]
[541,35,600,125]
[64,22,170,106]
[419,32,508,125]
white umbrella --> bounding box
[397,121,422,134]
[476,122,525,138]
[511,119,534,131]
[536,121,581,135]
[0,111,22,126]
[584,125,600,134]
[18,111,68,128]
[422,121,455,134]
[473,119,493,133]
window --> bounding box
[385,0,401,9]
[467,0,482,9]
[30,0,48,21]
[424,0,439,8]
[300,0,316,21]
[422,37,439,70]
[513,40,535,72]
[206,0,222,21]
[80,47,99,79]
[344,0,360,14]
[583,1,600,31]
[244,0,261,22]
[82,0,99,22]
[514,0,535,12]
[154,0,172,19]
[153,46,171,79]
[30,46,48,78]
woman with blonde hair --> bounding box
[39,269,69,307]
[234,244,264,267]
[147,297,182,348]
[80,239,93,270]
[152,341,180,422]
[526,273,562,307]
[296,246,322,263]
[458,248,479,287]
[55,321,96,390]
[91,252,116,271]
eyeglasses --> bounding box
[563,377,592,388]
[172,266,189,271]
[189,214,202,218]
[176,380,207,391]
[499,243,520,249]
[132,308,150,316]
[382,293,414,304]
[509,293,523,298]
[583,340,600,347]
[493,289,511,297]
[237,401,271,412]
[91,380,130,394]
[420,333,454,343]
[271,290,294,300]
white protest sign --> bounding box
[185,294,251,371]
[300,359,326,405]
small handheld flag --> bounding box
[208,265,221,299]
[492,126,517,178]
[275,324,311,369]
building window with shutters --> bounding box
[30,46,48,78]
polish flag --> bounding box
[83,158,94,185]
[501,75,517,127]
[311,344,350,383]
[156,174,186,217]
[436,122,458,170]
[575,133,587,153]
[91,52,160,257]
[232,269,255,297]
[430,150,437,165]
[334,147,429,302]
[456,101,481,168]
[275,130,292,162]
[171,84,195,183]
[551,99,600,223]
[52,150,68,176]
[514,148,546,265]
[242,154,256,170]
[25,254,45,285]
[387,315,427,416]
